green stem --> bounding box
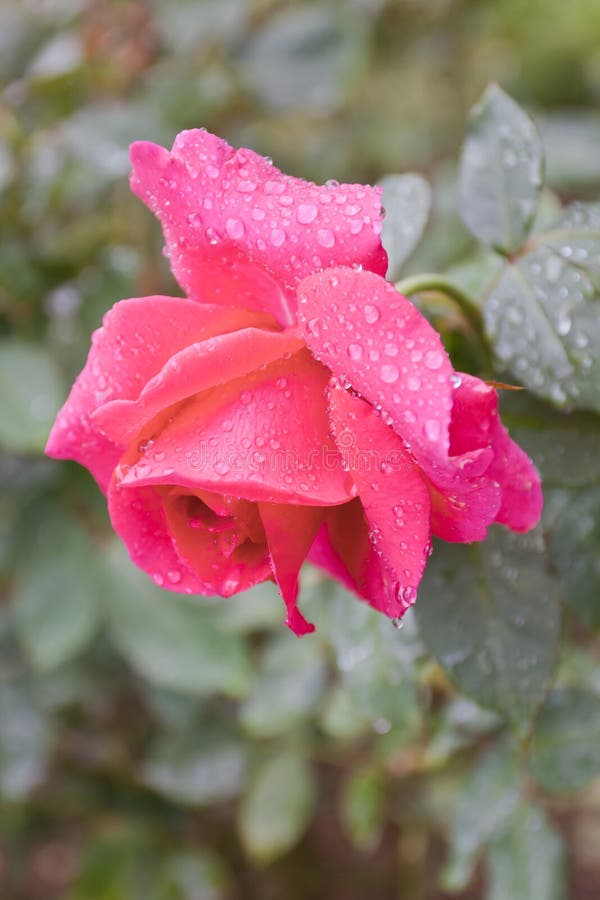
[395,272,488,352]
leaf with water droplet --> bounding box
[484,211,600,411]
[415,526,561,734]
[379,173,431,279]
[238,751,316,864]
[458,83,543,255]
[0,340,65,453]
[546,486,600,628]
[441,739,521,892]
[486,802,567,900]
[11,509,102,670]
[530,688,600,794]
[103,541,252,699]
[239,632,326,737]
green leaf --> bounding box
[162,850,229,900]
[0,340,64,453]
[501,392,600,488]
[530,688,600,794]
[484,214,600,410]
[458,83,543,254]
[321,586,423,736]
[379,173,431,280]
[547,486,600,627]
[238,752,316,864]
[416,527,560,733]
[487,803,566,900]
[140,728,247,806]
[0,681,53,801]
[240,6,362,113]
[11,513,102,669]
[240,631,325,737]
[442,741,521,892]
[340,767,385,852]
[104,542,251,699]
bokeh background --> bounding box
[2,1,600,898]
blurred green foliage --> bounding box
[2,1,600,898]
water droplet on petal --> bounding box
[380,363,399,384]
[424,350,444,370]
[270,228,286,247]
[424,419,441,441]
[296,202,318,224]
[225,217,245,240]
[317,228,335,248]
[348,343,363,361]
[364,304,380,324]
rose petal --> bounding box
[130,131,387,325]
[489,419,543,532]
[93,326,304,446]
[259,503,325,635]
[327,379,431,616]
[427,374,541,541]
[308,501,407,617]
[46,295,263,490]
[297,267,454,470]
[163,488,271,595]
[107,481,212,594]
[116,350,353,506]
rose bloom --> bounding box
[46,130,542,634]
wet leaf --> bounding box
[379,173,431,279]
[0,340,64,453]
[530,688,600,793]
[239,752,316,864]
[340,766,385,852]
[416,527,560,733]
[240,632,325,737]
[459,83,543,254]
[487,802,566,900]
[104,542,251,699]
[0,681,53,801]
[141,728,247,806]
[442,740,521,892]
[547,486,600,627]
[11,513,102,669]
[484,213,600,410]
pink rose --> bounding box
[46,130,542,634]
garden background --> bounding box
[2,0,600,897]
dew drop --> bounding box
[296,202,318,224]
[424,349,444,370]
[167,569,182,584]
[347,343,363,361]
[424,419,441,441]
[270,228,286,247]
[380,363,399,384]
[363,304,380,324]
[317,228,335,248]
[225,217,245,240]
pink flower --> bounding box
[46,130,542,634]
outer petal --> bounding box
[429,374,541,540]
[116,351,353,506]
[162,488,271,596]
[327,379,431,617]
[130,131,387,325]
[308,501,406,616]
[107,481,213,595]
[297,267,454,470]
[46,295,265,490]
[93,326,304,446]
[258,503,325,635]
